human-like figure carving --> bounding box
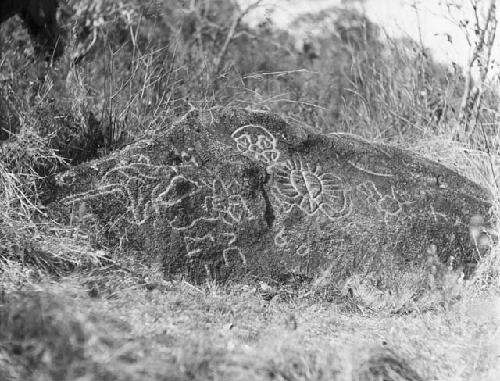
[0,0,64,58]
[231,124,280,165]
[273,159,350,220]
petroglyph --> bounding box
[274,228,287,248]
[63,156,174,224]
[222,233,246,265]
[357,181,413,223]
[154,175,200,214]
[173,147,201,167]
[429,205,449,223]
[157,176,253,267]
[51,109,494,283]
[189,178,253,265]
[296,244,310,257]
[63,155,204,226]
[202,179,256,225]
[348,160,394,178]
[231,124,280,165]
[272,158,351,220]
[183,218,246,265]
[273,229,311,259]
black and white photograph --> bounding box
[0,0,499,380]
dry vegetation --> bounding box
[1,0,500,380]
[0,262,499,380]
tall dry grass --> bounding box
[0,1,499,379]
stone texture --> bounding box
[49,110,492,282]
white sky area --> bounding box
[238,0,500,74]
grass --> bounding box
[0,260,499,381]
[1,0,500,380]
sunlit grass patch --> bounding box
[0,262,499,381]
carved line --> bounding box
[182,219,246,266]
[356,181,414,223]
[231,124,281,165]
[202,179,257,225]
[348,160,394,178]
[272,158,351,220]
[274,228,287,248]
[62,153,251,267]
[185,233,214,257]
[166,176,253,267]
[62,155,198,225]
[154,175,201,213]
[429,205,448,223]
[222,232,246,265]
[231,124,355,222]
[296,244,310,257]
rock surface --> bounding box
[50,110,492,282]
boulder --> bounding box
[49,110,492,282]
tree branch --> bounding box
[212,0,263,81]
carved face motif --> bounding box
[273,159,350,220]
[231,124,280,165]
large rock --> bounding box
[49,110,492,282]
